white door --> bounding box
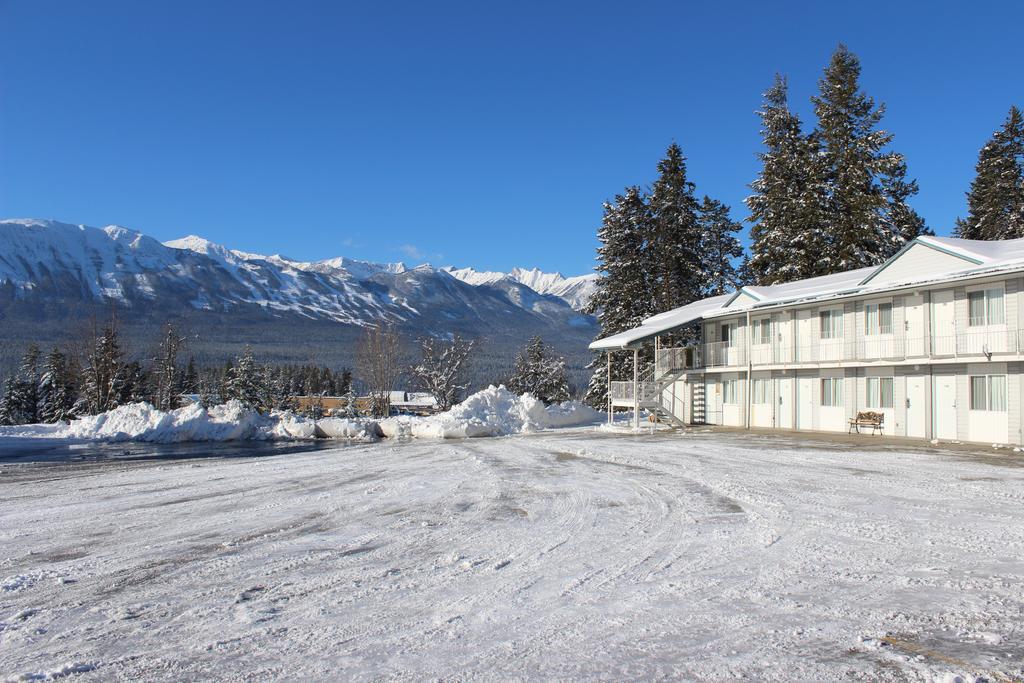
[934,374,957,440]
[904,294,925,357]
[797,377,813,430]
[777,377,793,429]
[931,290,955,356]
[905,375,926,438]
[796,311,813,362]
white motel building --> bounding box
[591,235,1024,446]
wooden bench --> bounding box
[848,411,884,435]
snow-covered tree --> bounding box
[38,347,76,424]
[811,44,926,271]
[0,377,18,426]
[181,356,200,395]
[697,196,744,296]
[411,334,474,411]
[956,106,1024,240]
[584,187,653,407]
[508,336,570,404]
[227,346,264,411]
[648,142,703,311]
[747,74,830,284]
[5,345,43,425]
[78,324,125,415]
[153,323,185,411]
[120,361,149,405]
[264,366,297,412]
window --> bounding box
[723,379,738,405]
[721,323,737,348]
[865,377,894,409]
[864,303,893,335]
[970,375,1007,411]
[821,377,844,407]
[819,310,843,339]
[968,288,1005,327]
[752,378,770,404]
[752,319,771,345]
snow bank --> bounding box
[379,386,601,439]
[0,401,381,444]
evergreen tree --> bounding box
[811,44,925,271]
[264,366,297,412]
[78,323,125,415]
[0,377,18,426]
[182,356,200,394]
[38,347,76,424]
[153,323,185,411]
[228,346,264,411]
[697,196,744,296]
[584,187,653,407]
[120,361,149,405]
[747,74,830,284]
[647,143,703,312]
[13,345,42,424]
[956,106,1024,240]
[507,336,570,404]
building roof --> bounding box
[589,235,1024,351]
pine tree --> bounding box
[120,361,149,405]
[411,334,475,411]
[584,187,654,407]
[697,196,744,296]
[228,346,263,411]
[38,347,76,423]
[956,106,1024,240]
[13,345,42,424]
[153,323,185,411]
[648,143,703,312]
[747,74,830,284]
[182,356,200,394]
[507,336,570,404]
[0,377,18,426]
[811,45,925,271]
[78,323,126,415]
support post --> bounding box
[745,310,752,430]
[606,351,612,425]
[633,348,640,430]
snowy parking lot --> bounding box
[2,429,1023,681]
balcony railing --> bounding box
[654,328,1024,372]
[610,380,657,404]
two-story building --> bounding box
[590,234,1024,446]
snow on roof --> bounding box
[589,295,731,350]
[589,235,1024,350]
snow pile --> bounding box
[379,386,601,439]
[0,401,381,443]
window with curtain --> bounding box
[968,288,1005,326]
[970,375,1007,411]
[864,303,893,335]
[723,379,738,405]
[752,378,770,404]
[821,377,843,407]
[866,377,894,408]
[819,310,843,339]
[752,319,771,345]
[722,323,737,348]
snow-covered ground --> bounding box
[2,429,1023,681]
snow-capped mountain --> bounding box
[443,266,598,311]
[0,219,597,375]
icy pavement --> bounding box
[1,430,1022,681]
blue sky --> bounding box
[2,1,1022,275]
